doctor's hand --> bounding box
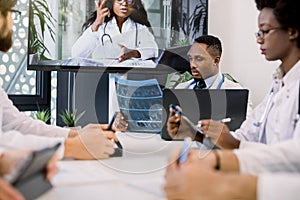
[164,149,222,200]
[164,149,256,200]
[199,120,240,149]
[167,106,182,138]
[114,112,128,132]
[118,44,141,62]
[92,0,110,32]
[167,106,200,140]
[64,125,115,160]
[0,178,24,200]
[0,150,31,177]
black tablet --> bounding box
[6,143,61,200]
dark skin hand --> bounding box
[118,44,141,62]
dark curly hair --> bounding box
[0,0,17,16]
[255,0,300,48]
[82,0,151,31]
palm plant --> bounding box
[29,0,56,60]
[189,0,207,39]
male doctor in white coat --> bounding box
[176,35,252,114]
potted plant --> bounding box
[165,71,194,89]
[29,0,56,61]
[35,108,51,123]
[59,109,85,128]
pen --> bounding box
[169,104,182,115]
[196,118,232,133]
[178,137,192,164]
[107,112,118,131]
[219,117,232,123]
[107,112,123,149]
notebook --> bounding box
[161,89,249,140]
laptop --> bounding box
[156,45,191,72]
[161,89,249,140]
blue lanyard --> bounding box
[190,74,225,89]
[215,74,225,89]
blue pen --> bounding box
[178,137,192,164]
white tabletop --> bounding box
[37,132,184,200]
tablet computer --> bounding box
[5,143,61,200]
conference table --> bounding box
[37,132,185,200]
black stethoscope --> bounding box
[101,21,138,47]
[190,74,225,89]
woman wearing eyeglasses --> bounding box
[164,0,300,199]
[71,0,158,62]
[181,0,300,150]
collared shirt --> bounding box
[72,17,158,60]
[205,73,220,89]
[183,73,221,89]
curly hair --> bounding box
[255,0,300,48]
[82,0,151,31]
[0,0,17,16]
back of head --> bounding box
[194,35,222,57]
[0,0,17,16]
[255,0,300,48]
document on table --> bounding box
[60,57,156,68]
[103,58,156,68]
[51,161,119,186]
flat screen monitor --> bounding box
[27,0,208,70]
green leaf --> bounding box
[60,109,85,127]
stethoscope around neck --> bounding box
[101,21,138,47]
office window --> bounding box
[0,0,57,123]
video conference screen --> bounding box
[27,0,207,69]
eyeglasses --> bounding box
[9,9,21,21]
[115,0,134,5]
[255,27,282,39]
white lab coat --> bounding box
[232,61,300,174]
[232,61,300,147]
[71,17,158,60]
[0,87,69,157]
[258,173,300,200]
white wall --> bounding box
[208,0,280,106]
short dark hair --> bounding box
[255,0,278,10]
[0,0,17,16]
[194,35,222,57]
[255,0,300,48]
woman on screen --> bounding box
[71,0,158,62]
